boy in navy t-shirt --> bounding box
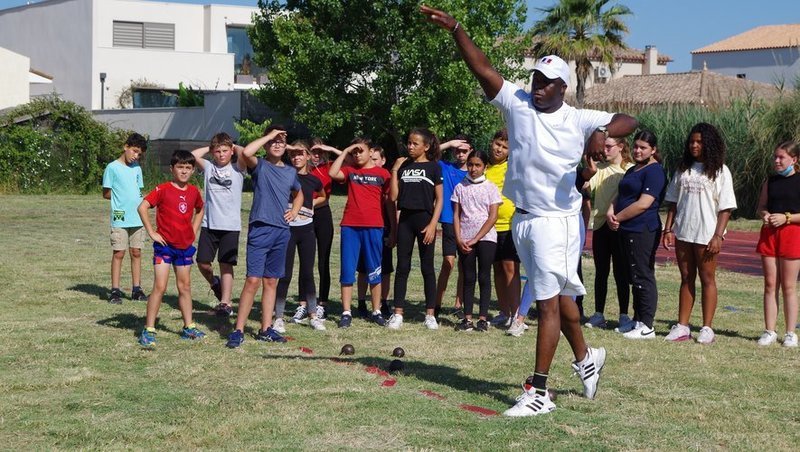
[329,138,393,328]
[226,125,303,348]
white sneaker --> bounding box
[572,347,606,399]
[386,314,403,330]
[315,305,325,319]
[507,319,526,337]
[424,315,439,330]
[490,312,509,326]
[310,317,326,331]
[273,318,286,333]
[292,305,308,324]
[664,323,691,342]
[696,326,715,344]
[614,314,636,333]
[503,386,556,417]
[585,312,607,329]
[623,322,655,340]
[758,330,778,346]
[783,332,798,347]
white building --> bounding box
[0,46,54,111]
[691,24,800,86]
[0,0,260,110]
[520,45,671,93]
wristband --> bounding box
[786,212,792,224]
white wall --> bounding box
[692,48,800,86]
[0,0,93,107]
[205,4,259,54]
[0,47,31,110]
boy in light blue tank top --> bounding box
[102,133,147,304]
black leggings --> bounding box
[459,240,496,318]
[313,204,334,303]
[393,210,437,310]
[592,223,630,315]
[276,223,317,317]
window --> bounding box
[226,26,263,77]
[736,73,746,79]
[113,21,174,49]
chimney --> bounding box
[643,45,658,75]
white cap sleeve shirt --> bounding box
[490,80,614,217]
[664,162,737,244]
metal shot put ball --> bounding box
[339,344,355,356]
[391,347,405,358]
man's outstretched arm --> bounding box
[420,5,504,100]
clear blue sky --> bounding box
[2,0,799,72]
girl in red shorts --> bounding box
[755,141,800,347]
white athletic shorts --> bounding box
[512,213,585,301]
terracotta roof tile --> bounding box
[692,24,800,53]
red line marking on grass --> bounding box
[365,366,389,377]
[381,379,397,387]
[299,347,313,354]
[419,390,446,400]
[458,404,499,416]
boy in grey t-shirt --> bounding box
[191,133,247,317]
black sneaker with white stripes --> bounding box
[571,346,606,400]
[503,385,556,417]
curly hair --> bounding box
[680,123,725,180]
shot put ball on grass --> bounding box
[340,344,355,356]
[392,347,405,358]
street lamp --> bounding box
[99,72,106,109]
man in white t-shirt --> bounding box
[421,5,639,417]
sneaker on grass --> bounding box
[454,319,474,332]
[213,303,233,318]
[292,305,308,324]
[316,304,326,319]
[584,312,607,329]
[490,312,509,327]
[424,315,439,330]
[503,386,556,417]
[181,324,206,340]
[138,328,156,348]
[338,313,352,329]
[783,332,798,347]
[614,314,635,333]
[757,330,778,346]
[273,318,286,333]
[108,288,124,305]
[131,288,148,302]
[256,327,286,343]
[475,319,489,332]
[386,314,403,330]
[210,276,222,302]
[665,324,691,342]
[226,329,244,348]
[370,312,386,326]
[380,302,391,318]
[572,346,606,399]
[623,322,655,340]
[507,319,526,337]
[310,317,326,331]
[696,326,715,344]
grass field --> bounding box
[1,194,798,450]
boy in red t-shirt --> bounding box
[136,150,205,347]
[329,138,394,328]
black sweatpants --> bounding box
[313,204,334,303]
[620,228,661,328]
[276,223,317,317]
[393,210,437,310]
[592,223,630,315]
[458,240,496,318]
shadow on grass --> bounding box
[69,283,112,301]
[260,353,518,405]
[653,319,757,341]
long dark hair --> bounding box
[679,122,725,180]
[408,127,441,161]
[633,129,661,163]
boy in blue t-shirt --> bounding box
[102,133,147,304]
[226,125,303,348]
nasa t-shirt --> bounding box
[397,160,442,215]
[143,182,203,249]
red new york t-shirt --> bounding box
[144,182,203,249]
[340,166,390,228]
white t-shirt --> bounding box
[490,80,614,217]
[199,161,246,231]
[664,162,737,244]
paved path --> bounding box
[585,229,762,276]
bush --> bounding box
[0,96,131,193]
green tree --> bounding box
[248,0,528,153]
[531,0,631,107]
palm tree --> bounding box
[531,0,632,107]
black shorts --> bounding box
[197,227,240,265]
[494,230,520,263]
[440,223,457,257]
[358,242,394,276]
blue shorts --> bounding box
[340,226,383,285]
[246,222,291,278]
[153,243,196,266]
